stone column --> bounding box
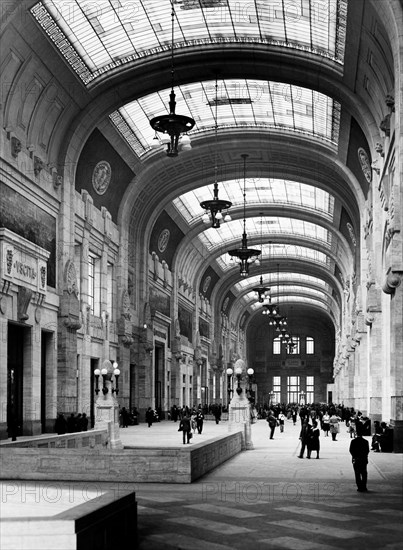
[58,261,82,414]
[367,312,383,424]
[384,271,403,452]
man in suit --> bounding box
[267,410,277,440]
[349,424,370,492]
[196,407,204,434]
[298,418,312,458]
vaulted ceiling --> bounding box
[6,0,396,337]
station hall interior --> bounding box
[0,0,403,454]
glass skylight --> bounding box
[175,179,335,224]
[216,244,331,272]
[198,217,332,251]
[248,296,330,311]
[31,0,347,84]
[235,273,330,292]
[111,79,341,156]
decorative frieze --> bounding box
[0,228,49,294]
[11,137,22,158]
[34,156,44,176]
[17,286,32,322]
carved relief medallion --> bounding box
[346,222,357,247]
[92,161,111,195]
[65,260,79,296]
[202,275,211,294]
[357,148,372,183]
[158,229,170,253]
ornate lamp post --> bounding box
[226,367,234,402]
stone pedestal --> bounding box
[228,359,253,450]
[94,380,123,450]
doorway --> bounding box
[41,331,53,433]
[7,324,26,437]
[154,344,164,413]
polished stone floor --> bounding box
[1,418,402,549]
[130,418,403,550]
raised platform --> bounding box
[0,422,243,483]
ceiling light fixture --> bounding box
[252,215,271,301]
[149,1,195,157]
[200,75,232,228]
[228,154,261,277]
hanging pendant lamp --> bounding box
[200,75,232,227]
[228,154,261,277]
[252,216,271,301]
[149,1,195,157]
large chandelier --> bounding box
[228,154,261,277]
[200,76,232,228]
[252,218,270,301]
[149,1,195,157]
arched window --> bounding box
[306,337,314,354]
[287,336,300,355]
[273,337,281,355]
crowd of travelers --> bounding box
[254,402,393,453]
[169,403,225,424]
[54,412,89,434]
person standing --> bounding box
[322,411,330,436]
[179,413,192,444]
[349,425,370,492]
[267,410,277,439]
[54,413,67,435]
[298,419,312,458]
[196,407,204,434]
[67,413,77,433]
[146,407,154,428]
[120,407,129,428]
[307,420,320,459]
[329,412,341,441]
[278,411,286,433]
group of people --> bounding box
[262,403,373,492]
[54,412,88,434]
[170,403,223,424]
[371,421,394,452]
[177,406,206,444]
[119,407,139,427]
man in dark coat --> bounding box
[145,407,154,427]
[179,413,192,444]
[196,407,204,434]
[298,419,312,458]
[267,410,277,440]
[349,424,370,492]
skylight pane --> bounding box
[33,0,346,84]
[174,179,335,225]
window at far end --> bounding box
[306,337,314,355]
[273,337,281,355]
